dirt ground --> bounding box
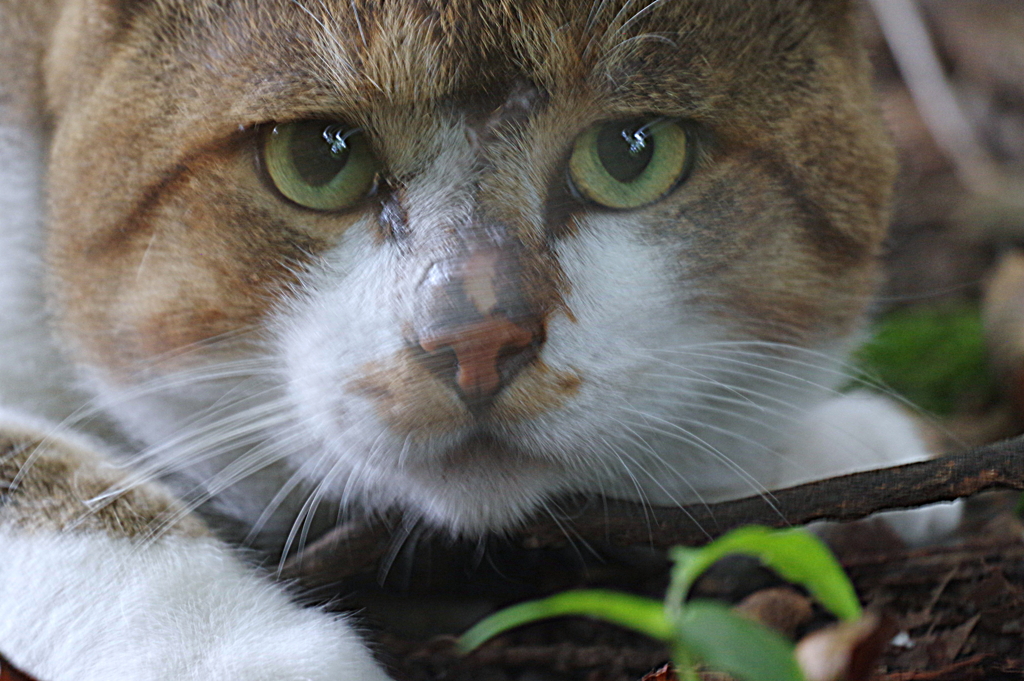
[359,501,1024,680]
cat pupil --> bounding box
[288,121,350,187]
[597,121,654,183]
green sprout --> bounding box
[459,526,861,681]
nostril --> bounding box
[411,240,551,412]
[418,314,542,410]
[415,344,459,384]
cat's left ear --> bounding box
[44,0,154,114]
[801,0,871,50]
[808,0,861,30]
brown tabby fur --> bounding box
[0,431,207,537]
[24,0,894,394]
[0,0,900,525]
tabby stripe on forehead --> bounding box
[86,162,190,257]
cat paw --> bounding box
[0,413,391,681]
[786,391,937,477]
[788,392,963,545]
[0,532,392,681]
[874,503,962,546]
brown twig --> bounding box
[871,653,991,681]
[0,654,41,681]
[284,435,1024,584]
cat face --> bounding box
[43,0,896,534]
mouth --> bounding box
[395,429,566,533]
[436,430,540,469]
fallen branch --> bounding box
[283,435,1024,584]
[0,654,40,681]
[872,653,991,681]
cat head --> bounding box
[42,0,896,534]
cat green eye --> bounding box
[263,120,380,211]
[568,118,691,209]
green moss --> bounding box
[850,302,996,416]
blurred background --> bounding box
[855,0,1024,451]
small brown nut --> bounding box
[735,587,814,639]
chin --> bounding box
[333,429,570,535]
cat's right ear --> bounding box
[796,0,871,54]
[43,0,153,115]
[806,0,862,33]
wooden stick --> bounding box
[282,435,1024,583]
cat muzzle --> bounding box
[412,244,546,413]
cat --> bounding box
[0,0,951,679]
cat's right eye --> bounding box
[262,121,380,211]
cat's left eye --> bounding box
[568,117,692,209]
[263,120,380,211]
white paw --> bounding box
[0,530,392,681]
[785,391,934,480]
[875,502,963,546]
[788,391,962,544]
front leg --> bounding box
[787,392,963,544]
[0,412,390,681]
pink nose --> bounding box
[419,314,537,404]
[414,246,544,411]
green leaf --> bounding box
[676,600,806,681]
[457,589,671,653]
[668,526,861,622]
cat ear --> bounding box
[45,0,151,113]
[793,0,868,45]
[808,0,861,29]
